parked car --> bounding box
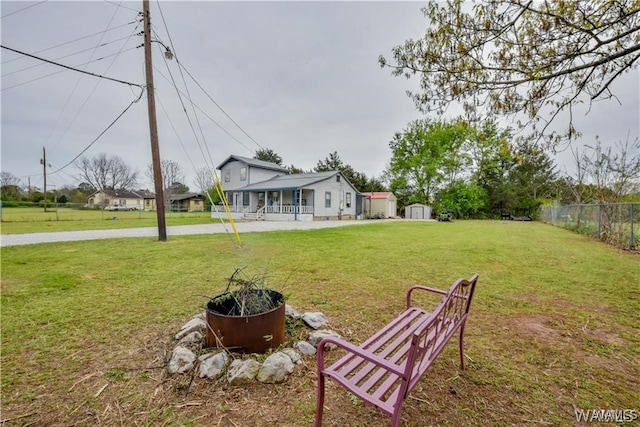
[104,205,133,211]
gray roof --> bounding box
[216,155,288,172]
[238,171,342,191]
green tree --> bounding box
[314,151,371,192]
[388,119,469,204]
[436,180,488,219]
[509,139,559,214]
[254,148,283,165]
[380,1,640,147]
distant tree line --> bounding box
[3,135,638,217]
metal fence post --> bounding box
[631,203,635,249]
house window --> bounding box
[240,167,247,181]
[224,169,230,182]
[336,175,341,182]
[346,192,351,208]
[243,192,250,206]
[325,192,331,208]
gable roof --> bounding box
[168,193,204,202]
[216,155,288,172]
[95,189,146,199]
[238,171,351,192]
[362,192,394,199]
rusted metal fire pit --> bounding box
[205,289,285,354]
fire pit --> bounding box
[204,268,286,354]
[205,289,285,353]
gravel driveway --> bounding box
[0,220,374,247]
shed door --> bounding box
[410,206,424,219]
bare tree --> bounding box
[75,153,138,191]
[584,134,640,202]
[380,1,640,148]
[193,166,214,193]
[146,160,185,194]
[0,171,20,188]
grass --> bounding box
[1,220,639,426]
[0,207,218,234]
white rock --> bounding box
[199,352,229,379]
[257,352,295,383]
[294,341,317,356]
[226,359,261,384]
[175,317,206,340]
[168,346,196,374]
[302,312,329,329]
[285,304,302,319]
[308,329,342,348]
[282,348,302,364]
[178,331,203,346]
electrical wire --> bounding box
[49,88,144,174]
[153,67,255,155]
[2,35,137,78]
[1,1,46,19]
[48,16,142,154]
[1,21,137,65]
[102,1,140,13]
[0,45,143,89]
[156,1,262,152]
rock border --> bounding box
[167,304,341,384]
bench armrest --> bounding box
[406,285,447,308]
[316,336,404,377]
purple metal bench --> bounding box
[314,274,479,427]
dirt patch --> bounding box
[509,314,564,345]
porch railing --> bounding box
[265,205,313,214]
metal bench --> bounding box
[314,274,479,427]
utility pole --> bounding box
[40,146,47,212]
[143,0,167,241]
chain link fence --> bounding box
[541,203,639,250]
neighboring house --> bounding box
[405,203,432,220]
[214,155,361,221]
[168,193,205,212]
[88,189,153,210]
[361,192,397,219]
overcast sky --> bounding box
[1,1,639,192]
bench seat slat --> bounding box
[330,308,429,375]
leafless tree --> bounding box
[75,153,138,191]
[193,166,214,193]
[146,160,185,194]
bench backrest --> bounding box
[404,274,479,393]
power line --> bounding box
[154,1,263,152]
[153,67,255,154]
[49,89,144,174]
[102,1,140,13]
[1,1,46,19]
[178,61,264,151]
[2,35,137,78]
[1,45,144,89]
[1,21,137,65]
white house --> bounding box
[213,155,362,221]
[361,192,397,219]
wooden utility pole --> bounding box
[40,146,47,212]
[143,0,167,241]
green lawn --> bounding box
[0,207,217,234]
[1,221,638,426]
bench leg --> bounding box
[314,374,325,427]
[459,323,466,370]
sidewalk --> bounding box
[0,220,373,247]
